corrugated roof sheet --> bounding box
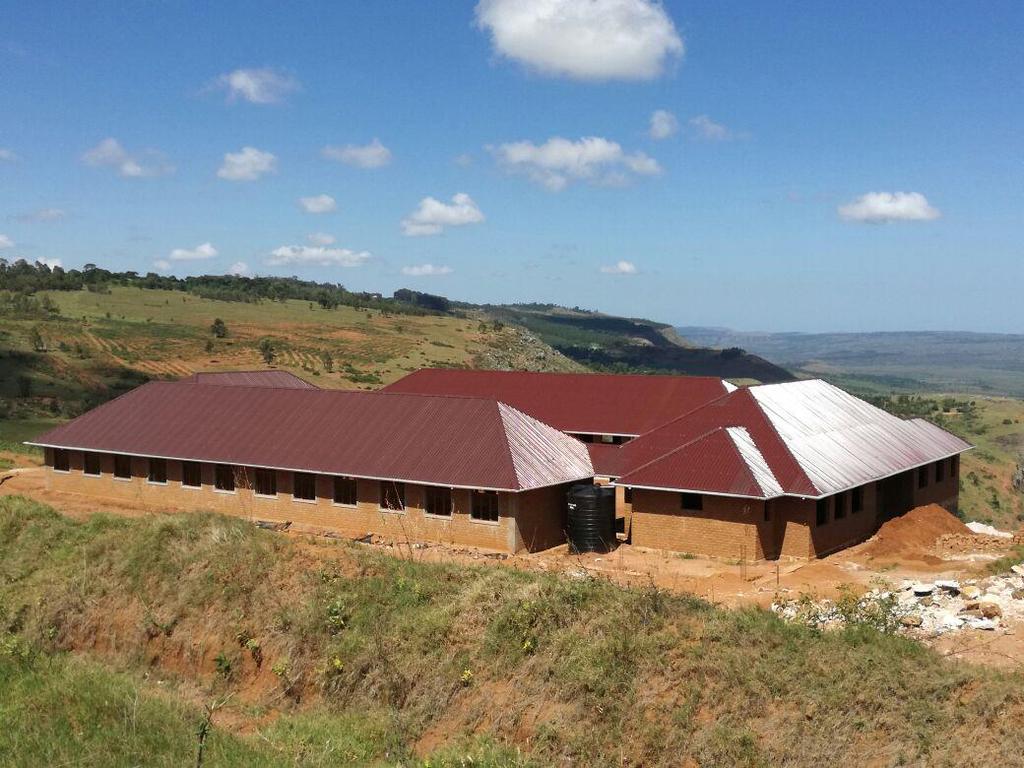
[749,379,972,497]
[190,370,318,389]
[618,379,971,499]
[383,369,731,436]
[30,382,592,491]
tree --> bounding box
[204,339,215,354]
[28,326,46,352]
[319,349,334,373]
[258,337,275,364]
[210,318,227,338]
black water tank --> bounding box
[566,484,616,554]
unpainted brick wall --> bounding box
[44,449,540,553]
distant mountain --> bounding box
[678,327,1024,396]
[479,306,792,383]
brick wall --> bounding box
[512,482,572,552]
[630,490,772,560]
[910,457,960,514]
[42,449,567,553]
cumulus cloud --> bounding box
[266,245,371,267]
[298,194,336,214]
[153,259,172,272]
[212,68,300,104]
[600,260,637,274]
[838,192,941,223]
[37,257,62,269]
[322,138,392,168]
[649,110,678,140]
[0,148,16,162]
[217,147,277,181]
[688,114,737,141]
[15,207,66,223]
[401,264,454,276]
[169,242,218,261]
[492,136,661,190]
[475,0,683,80]
[401,193,485,236]
[81,138,174,178]
[227,261,250,276]
[307,232,336,246]
[0,234,12,249]
[647,109,679,140]
[454,153,474,167]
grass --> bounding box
[2,496,1024,766]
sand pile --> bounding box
[861,504,975,561]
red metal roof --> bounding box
[383,369,730,436]
[618,380,972,499]
[30,382,593,491]
[190,370,318,389]
[619,427,772,498]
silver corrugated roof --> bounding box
[749,379,972,497]
[726,426,784,498]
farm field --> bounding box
[0,286,579,453]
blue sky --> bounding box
[1,1,1021,332]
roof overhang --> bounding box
[27,441,594,494]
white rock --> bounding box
[912,583,935,596]
[935,580,961,593]
[1011,565,1024,577]
[968,617,999,631]
[966,521,1013,538]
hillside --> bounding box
[0,284,580,437]
[2,496,1024,766]
[679,327,1024,397]
[489,306,791,383]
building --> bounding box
[31,368,971,560]
[28,376,594,553]
[385,370,972,559]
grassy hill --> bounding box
[490,306,790,383]
[0,285,581,439]
[679,327,1024,397]
[3,496,1024,767]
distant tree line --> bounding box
[0,259,454,317]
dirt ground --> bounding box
[4,458,1023,668]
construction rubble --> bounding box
[772,563,1024,636]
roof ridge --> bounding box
[738,387,819,495]
[167,378,521,405]
[725,426,783,498]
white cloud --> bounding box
[492,136,661,190]
[401,264,454,276]
[838,192,941,223]
[401,193,485,236]
[266,245,371,267]
[153,259,172,272]
[217,147,277,181]
[0,234,12,249]
[81,138,174,178]
[169,242,218,261]
[600,260,638,274]
[0,148,16,162]
[688,114,735,141]
[454,153,474,167]
[649,109,678,140]
[16,207,66,223]
[307,232,336,246]
[298,194,336,214]
[37,257,62,269]
[322,138,392,168]
[227,261,250,276]
[213,68,300,104]
[475,0,683,81]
